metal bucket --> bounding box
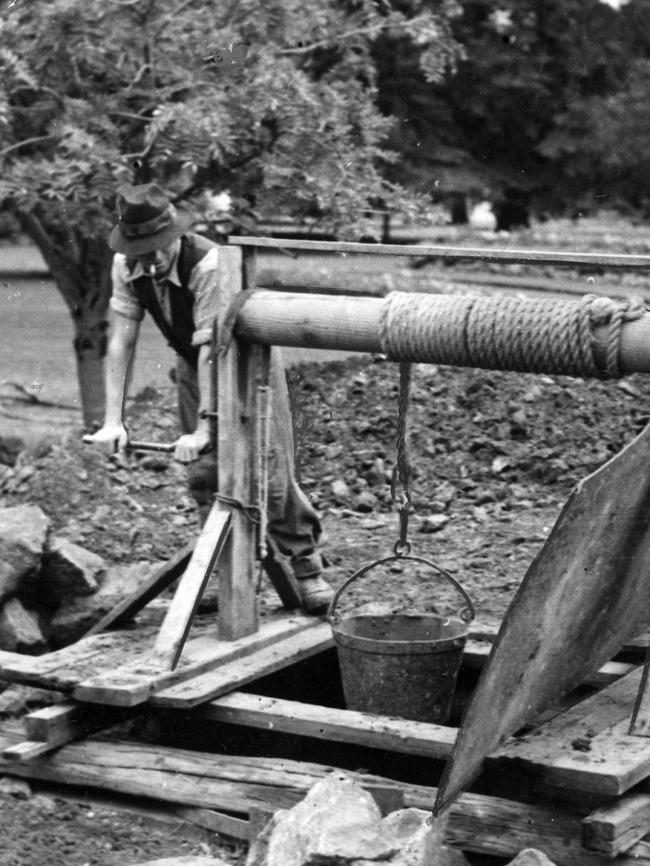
[328,554,474,724]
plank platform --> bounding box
[0,613,324,706]
[0,723,627,866]
[487,666,650,797]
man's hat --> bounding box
[109,183,191,255]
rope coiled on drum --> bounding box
[378,292,645,378]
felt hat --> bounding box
[109,183,191,255]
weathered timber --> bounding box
[174,805,253,841]
[194,691,456,759]
[86,543,193,636]
[629,653,650,736]
[0,724,629,866]
[231,235,650,269]
[234,290,650,375]
[487,667,650,797]
[583,793,650,856]
[152,507,231,669]
[74,613,318,706]
[216,245,263,640]
[464,641,635,688]
[436,426,650,813]
[0,624,163,690]
[151,622,333,708]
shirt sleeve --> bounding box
[189,246,220,346]
[109,254,145,321]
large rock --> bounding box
[48,560,158,646]
[42,536,106,600]
[247,773,472,866]
[0,598,47,654]
[506,851,557,866]
[0,505,50,602]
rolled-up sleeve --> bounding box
[189,247,220,346]
[110,254,145,321]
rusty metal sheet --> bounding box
[434,424,650,814]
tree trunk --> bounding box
[73,313,108,431]
[18,213,113,430]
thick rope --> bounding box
[378,292,645,378]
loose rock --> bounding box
[41,536,106,600]
[0,505,50,603]
[0,597,47,654]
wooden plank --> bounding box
[231,235,650,269]
[86,543,194,636]
[0,625,163,690]
[0,724,624,866]
[73,613,316,706]
[464,641,635,688]
[174,805,253,841]
[193,690,456,759]
[583,794,650,856]
[152,507,231,669]
[487,666,650,797]
[151,621,333,708]
[24,702,82,741]
[215,245,261,640]
[435,427,650,813]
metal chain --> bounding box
[391,361,413,556]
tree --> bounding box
[0,0,462,428]
[375,0,645,221]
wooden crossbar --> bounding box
[231,235,650,269]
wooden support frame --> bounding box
[215,244,264,640]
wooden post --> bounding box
[216,245,265,640]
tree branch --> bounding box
[279,20,410,55]
[0,135,54,158]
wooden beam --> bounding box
[193,691,456,759]
[152,507,231,670]
[234,290,650,376]
[231,235,650,269]
[73,614,316,706]
[487,667,650,797]
[151,621,333,708]
[0,724,628,866]
[583,793,650,856]
[215,245,263,640]
[86,543,193,636]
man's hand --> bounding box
[83,423,129,454]
[174,429,212,463]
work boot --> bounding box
[297,574,334,615]
[292,550,333,615]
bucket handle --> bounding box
[327,554,475,625]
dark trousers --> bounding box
[176,349,324,578]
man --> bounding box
[87,183,333,614]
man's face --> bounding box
[134,240,177,278]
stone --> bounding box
[0,777,31,799]
[42,536,106,599]
[48,560,158,647]
[0,598,47,654]
[0,435,24,467]
[353,491,377,513]
[418,514,450,533]
[0,504,50,602]
[331,478,350,503]
[247,772,398,866]
[505,850,557,866]
[247,784,473,866]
